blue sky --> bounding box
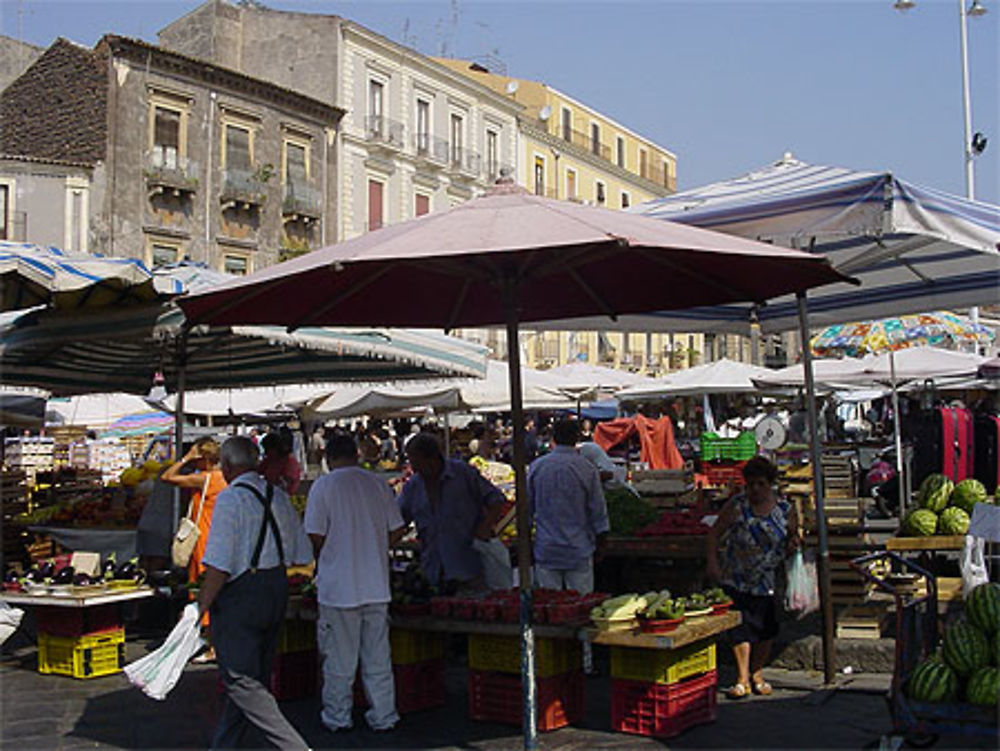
[3,0,998,204]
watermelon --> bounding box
[937,506,970,536]
[918,474,954,513]
[966,582,1000,635]
[943,620,990,676]
[950,478,987,514]
[965,666,999,706]
[904,508,938,537]
[906,658,958,702]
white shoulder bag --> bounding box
[171,474,210,568]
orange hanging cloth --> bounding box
[593,416,683,470]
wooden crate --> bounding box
[836,603,889,639]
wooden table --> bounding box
[885,535,965,551]
[585,610,740,649]
[1,586,154,608]
[390,614,582,640]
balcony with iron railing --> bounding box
[282,181,323,219]
[449,146,482,178]
[144,150,199,195]
[413,132,449,165]
[365,115,405,150]
[640,163,677,192]
[220,166,269,208]
[555,125,611,162]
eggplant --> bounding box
[115,559,138,580]
[53,566,75,585]
[73,572,93,586]
[38,560,55,578]
[3,569,19,584]
[101,556,117,580]
[26,568,45,583]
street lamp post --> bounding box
[894,0,988,200]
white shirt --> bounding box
[304,465,404,608]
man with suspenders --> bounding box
[196,436,313,749]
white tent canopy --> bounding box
[532,156,1000,335]
[617,358,774,399]
[303,360,574,420]
[753,347,985,389]
[46,393,158,429]
[542,362,649,399]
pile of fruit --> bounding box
[14,492,146,527]
[902,475,993,537]
[3,555,146,592]
[590,587,733,624]
[905,582,999,709]
[390,564,437,614]
[636,509,711,536]
[429,588,606,624]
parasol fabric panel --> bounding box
[530,156,1000,335]
[0,241,180,312]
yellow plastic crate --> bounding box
[610,639,716,685]
[468,634,581,678]
[276,619,316,654]
[390,629,445,665]
[38,628,124,679]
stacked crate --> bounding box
[269,618,318,700]
[35,604,124,679]
[609,638,718,739]
[466,634,584,731]
[388,629,446,713]
[4,437,54,485]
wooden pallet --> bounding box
[836,603,889,639]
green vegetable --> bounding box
[605,488,660,536]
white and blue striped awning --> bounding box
[534,156,1000,335]
[0,262,487,396]
[0,242,182,312]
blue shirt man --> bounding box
[398,432,505,587]
[528,419,609,593]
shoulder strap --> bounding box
[242,482,285,571]
[186,472,211,524]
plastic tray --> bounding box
[468,634,581,678]
[468,669,585,731]
[611,670,718,739]
[38,628,124,679]
[611,639,716,685]
[276,619,316,654]
[390,629,445,665]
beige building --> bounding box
[433,59,700,373]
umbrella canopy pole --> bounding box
[889,350,906,520]
[172,331,189,538]
[796,292,836,684]
[503,277,537,750]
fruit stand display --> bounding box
[585,590,740,740]
[1,555,153,678]
[851,552,997,743]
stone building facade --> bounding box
[0,35,343,272]
[159,0,520,242]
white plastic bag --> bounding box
[784,550,819,617]
[124,603,204,700]
[0,602,23,646]
[960,534,989,599]
[472,537,514,590]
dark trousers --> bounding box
[209,567,306,749]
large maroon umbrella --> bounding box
[179,184,849,747]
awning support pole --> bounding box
[796,292,836,685]
[503,276,537,751]
[172,330,188,538]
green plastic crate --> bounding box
[700,431,757,461]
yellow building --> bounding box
[434,59,702,375]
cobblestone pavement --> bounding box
[1,636,993,750]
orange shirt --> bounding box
[187,468,227,584]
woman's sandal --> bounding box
[725,683,751,700]
[752,681,773,696]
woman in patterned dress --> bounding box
[706,456,799,699]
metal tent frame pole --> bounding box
[502,276,537,751]
[796,292,836,684]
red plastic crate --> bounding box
[353,658,446,714]
[701,462,747,487]
[611,670,718,739]
[35,604,120,638]
[468,670,585,732]
[270,649,319,701]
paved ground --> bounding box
[3,632,987,751]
